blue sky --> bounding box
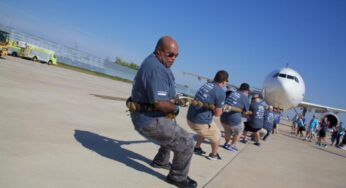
[1,0,346,121]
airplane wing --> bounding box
[182,71,261,94]
[298,101,346,114]
[182,71,239,91]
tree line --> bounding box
[114,57,139,70]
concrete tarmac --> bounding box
[1,56,345,188]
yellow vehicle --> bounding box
[21,44,58,65]
[8,39,22,57]
[0,30,10,57]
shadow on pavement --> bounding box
[74,130,166,180]
[279,130,303,141]
[90,94,127,101]
[311,145,346,158]
[279,129,346,158]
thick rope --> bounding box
[126,96,251,114]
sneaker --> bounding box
[207,153,222,160]
[228,146,238,152]
[241,139,247,144]
[194,147,206,155]
[166,176,197,188]
[254,142,261,146]
[222,143,231,150]
[150,161,171,170]
[223,144,237,152]
[230,145,239,151]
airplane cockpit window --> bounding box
[294,77,299,83]
[275,73,299,83]
[279,73,287,78]
[287,75,294,80]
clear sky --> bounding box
[1,0,346,121]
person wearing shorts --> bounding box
[242,94,265,146]
[317,117,329,147]
[187,120,220,149]
[305,115,319,142]
[262,105,275,141]
[220,83,250,152]
[187,70,228,160]
[296,115,306,137]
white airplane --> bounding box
[182,67,346,126]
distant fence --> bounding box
[1,25,136,81]
[0,25,196,96]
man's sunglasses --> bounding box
[164,52,179,58]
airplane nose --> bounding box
[263,75,301,110]
[263,82,289,109]
[262,68,305,111]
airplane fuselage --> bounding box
[262,67,305,111]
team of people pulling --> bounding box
[128,36,280,188]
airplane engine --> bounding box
[320,112,339,127]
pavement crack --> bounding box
[202,144,249,188]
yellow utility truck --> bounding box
[0,30,10,58]
[21,43,58,65]
[8,39,23,57]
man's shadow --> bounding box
[74,130,166,180]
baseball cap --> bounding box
[239,83,250,91]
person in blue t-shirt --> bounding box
[220,83,250,152]
[304,115,319,142]
[262,105,275,141]
[242,94,265,146]
[272,109,281,134]
[317,117,329,147]
[296,115,306,137]
[187,70,228,161]
[130,36,197,188]
[291,114,299,134]
[332,122,345,147]
[336,122,345,147]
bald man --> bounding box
[130,36,197,188]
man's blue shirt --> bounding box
[187,82,225,124]
[248,101,265,129]
[221,91,249,125]
[263,111,275,130]
[130,54,176,128]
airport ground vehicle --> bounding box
[21,43,58,65]
[0,30,10,57]
[7,39,22,57]
[7,39,58,65]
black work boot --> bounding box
[166,176,197,188]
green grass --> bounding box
[55,62,133,84]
